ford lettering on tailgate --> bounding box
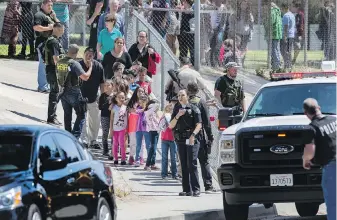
[270,145,294,154]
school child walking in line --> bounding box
[110,91,128,165]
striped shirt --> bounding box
[53,4,69,23]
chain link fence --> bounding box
[0,0,88,58]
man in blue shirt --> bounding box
[53,0,71,52]
[281,3,295,71]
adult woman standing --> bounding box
[169,89,202,197]
[128,31,161,78]
[97,14,123,61]
[102,37,132,79]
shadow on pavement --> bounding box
[7,110,46,124]
[1,82,37,93]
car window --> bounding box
[39,134,62,162]
[0,135,33,171]
[248,83,336,117]
[53,133,82,163]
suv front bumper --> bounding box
[217,164,324,205]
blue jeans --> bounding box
[322,160,336,220]
[161,140,177,177]
[60,20,69,52]
[135,131,151,162]
[37,48,49,91]
[60,88,86,138]
[271,39,281,71]
[146,131,159,166]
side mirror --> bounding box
[218,108,243,130]
[42,158,67,172]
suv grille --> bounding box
[239,130,309,168]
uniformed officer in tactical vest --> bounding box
[214,62,246,112]
[44,22,65,125]
[302,98,336,220]
[58,44,93,138]
[187,82,216,193]
[169,89,203,197]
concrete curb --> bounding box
[140,204,278,220]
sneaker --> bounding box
[114,160,119,165]
[47,118,62,126]
[121,161,127,165]
[179,192,192,196]
[150,165,160,171]
[172,176,179,180]
[205,187,217,194]
[38,89,50,94]
[128,156,135,165]
[135,161,140,167]
[90,142,101,149]
[108,156,114,161]
[162,176,168,180]
[144,166,151,171]
[140,157,145,165]
[193,191,201,197]
[102,152,110,156]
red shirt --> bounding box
[136,81,152,94]
[161,127,174,141]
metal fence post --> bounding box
[258,0,261,50]
[82,6,86,46]
[160,45,165,109]
[124,2,130,44]
[335,4,337,71]
[267,0,272,70]
[304,0,308,67]
[194,0,201,71]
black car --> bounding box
[0,125,117,220]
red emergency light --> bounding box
[271,71,337,80]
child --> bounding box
[134,94,151,167]
[159,103,178,179]
[112,62,125,79]
[136,67,152,95]
[124,69,139,92]
[110,91,128,165]
[99,80,114,157]
[144,99,161,171]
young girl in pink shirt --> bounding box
[110,91,128,165]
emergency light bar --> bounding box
[271,71,337,80]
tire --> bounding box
[295,202,320,217]
[222,193,249,220]
[27,204,42,220]
[96,197,113,220]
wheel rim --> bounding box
[99,204,111,220]
[32,212,41,220]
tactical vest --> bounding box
[43,36,64,65]
[56,57,78,88]
[221,76,243,107]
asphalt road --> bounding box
[0,59,327,219]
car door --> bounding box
[37,133,71,218]
[53,132,95,219]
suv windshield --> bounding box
[0,135,33,171]
[247,83,336,118]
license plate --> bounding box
[270,174,293,186]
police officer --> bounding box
[169,89,202,197]
[187,82,216,193]
[44,22,65,125]
[57,44,93,138]
[214,62,246,112]
[302,98,336,220]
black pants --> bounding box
[178,32,195,66]
[89,22,98,50]
[198,140,213,189]
[46,66,59,121]
[177,141,200,193]
[21,38,35,56]
[210,30,219,67]
[60,88,86,138]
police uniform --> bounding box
[214,63,245,108]
[57,56,87,138]
[306,115,336,220]
[171,103,202,195]
[44,35,65,123]
[189,95,215,191]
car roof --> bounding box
[0,124,62,136]
[262,77,337,88]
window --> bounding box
[247,83,336,118]
[53,133,82,164]
[0,135,33,171]
[39,134,62,163]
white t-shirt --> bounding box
[112,105,128,131]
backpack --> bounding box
[56,57,74,88]
[221,76,243,107]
